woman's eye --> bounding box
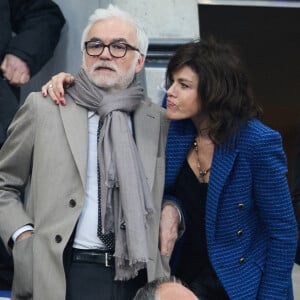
[181,83,189,89]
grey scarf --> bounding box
[66,68,154,280]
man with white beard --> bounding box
[0,5,178,300]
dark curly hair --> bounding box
[166,38,262,145]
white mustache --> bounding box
[92,62,117,72]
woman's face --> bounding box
[166,65,202,121]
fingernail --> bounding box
[42,92,46,97]
[54,99,59,105]
[61,99,66,106]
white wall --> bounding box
[21,0,199,104]
[113,0,199,39]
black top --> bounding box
[173,159,212,282]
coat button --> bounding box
[69,199,76,207]
[237,229,243,237]
[237,203,244,209]
[239,257,245,264]
[120,222,126,230]
[55,235,62,243]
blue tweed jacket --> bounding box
[164,118,297,300]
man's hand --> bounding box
[41,72,74,105]
[1,54,30,85]
[16,230,33,242]
[159,204,180,256]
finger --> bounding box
[9,71,29,86]
[0,57,7,72]
[41,82,49,97]
[8,70,21,85]
[2,68,13,82]
[52,73,74,104]
[41,82,59,104]
[47,84,59,105]
[19,72,30,85]
[60,75,74,105]
[1,60,15,82]
[51,80,66,105]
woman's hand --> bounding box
[159,204,179,256]
[41,72,74,105]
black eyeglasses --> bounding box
[84,40,140,58]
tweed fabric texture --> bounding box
[164,118,297,300]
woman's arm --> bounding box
[253,128,297,299]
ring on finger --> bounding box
[47,83,53,90]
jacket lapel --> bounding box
[133,101,160,191]
[206,145,238,240]
[59,99,88,188]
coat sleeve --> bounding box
[252,129,298,299]
[0,0,11,57]
[6,0,65,76]
[0,93,37,250]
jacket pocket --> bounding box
[12,234,33,299]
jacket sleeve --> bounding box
[0,1,11,57]
[253,130,298,299]
[6,0,65,76]
[0,94,36,250]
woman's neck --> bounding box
[192,115,211,138]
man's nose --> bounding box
[99,46,112,59]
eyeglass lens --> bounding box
[86,41,129,58]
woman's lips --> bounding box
[167,99,176,108]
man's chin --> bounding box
[90,77,116,89]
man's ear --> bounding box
[135,54,145,74]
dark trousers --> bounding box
[0,237,13,290]
[65,258,147,300]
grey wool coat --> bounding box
[0,92,170,300]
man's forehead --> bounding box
[87,17,137,43]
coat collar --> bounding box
[59,99,159,192]
[59,98,88,188]
[206,144,238,240]
[133,101,161,191]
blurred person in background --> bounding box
[133,276,199,300]
[0,0,65,291]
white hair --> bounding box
[81,4,149,56]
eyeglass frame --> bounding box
[84,40,141,58]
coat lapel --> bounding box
[206,145,238,240]
[59,99,88,188]
[133,101,160,191]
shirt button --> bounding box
[69,199,76,207]
[239,257,245,264]
[55,235,62,243]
